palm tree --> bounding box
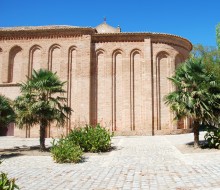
[14,69,72,151]
[14,94,37,136]
[165,59,220,148]
[0,95,15,130]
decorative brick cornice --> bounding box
[0,25,192,51]
[92,33,192,51]
[0,25,96,40]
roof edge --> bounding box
[0,25,95,31]
[93,32,192,51]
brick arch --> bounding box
[30,44,41,52]
[112,48,131,131]
[96,48,105,56]
[156,51,170,60]
[175,54,184,68]
[67,45,77,133]
[68,45,77,77]
[48,44,62,77]
[49,44,61,49]
[112,49,124,58]
[155,51,171,131]
[48,44,61,70]
[29,45,42,76]
[95,48,108,126]
[68,45,77,53]
[68,45,77,74]
[130,49,143,58]
[8,45,23,83]
[130,49,143,131]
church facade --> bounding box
[0,22,192,137]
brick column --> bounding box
[77,35,91,124]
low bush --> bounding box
[50,138,83,163]
[68,124,113,152]
[204,126,220,148]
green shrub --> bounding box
[204,126,220,148]
[67,127,87,150]
[0,172,19,190]
[68,124,113,152]
[50,138,83,163]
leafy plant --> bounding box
[0,95,15,129]
[50,138,82,163]
[0,159,19,190]
[68,124,113,152]
[0,172,19,190]
[0,160,19,190]
[204,126,220,148]
[14,69,72,151]
[165,58,220,148]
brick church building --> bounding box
[0,21,192,137]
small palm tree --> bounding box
[14,69,72,151]
[0,95,15,129]
[165,59,220,148]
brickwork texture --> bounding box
[0,23,192,137]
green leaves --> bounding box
[51,124,113,163]
[51,138,83,163]
[165,58,220,125]
[67,124,113,153]
[216,23,220,50]
[0,172,19,190]
[0,95,15,128]
[14,69,72,150]
[204,126,220,149]
[165,58,220,147]
[15,69,72,128]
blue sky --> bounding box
[1,0,219,46]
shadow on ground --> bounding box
[185,140,218,149]
[0,145,119,161]
[0,146,51,159]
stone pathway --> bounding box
[0,134,220,189]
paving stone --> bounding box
[0,135,220,189]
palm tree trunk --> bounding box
[193,120,200,148]
[40,120,47,151]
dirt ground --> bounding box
[0,146,108,158]
[175,144,220,154]
[0,146,51,158]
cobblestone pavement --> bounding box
[1,134,220,190]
